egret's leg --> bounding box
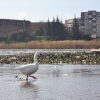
[26,75,28,80]
[29,75,37,79]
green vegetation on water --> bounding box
[0,52,100,65]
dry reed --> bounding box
[0,40,99,49]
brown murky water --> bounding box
[0,64,100,100]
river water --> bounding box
[0,64,100,100]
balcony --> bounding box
[92,15,96,17]
[92,13,96,15]
[92,20,96,23]
[92,18,96,20]
[88,15,92,18]
[88,20,92,23]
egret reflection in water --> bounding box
[20,81,39,100]
[46,65,61,77]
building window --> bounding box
[81,23,84,26]
[88,12,92,15]
[88,18,92,20]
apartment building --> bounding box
[65,19,73,32]
[0,19,31,35]
[0,19,46,36]
[81,10,100,37]
[65,18,81,32]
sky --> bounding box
[0,0,100,23]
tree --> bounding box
[54,16,66,40]
[17,35,23,42]
[45,18,51,36]
[72,16,80,40]
[45,16,67,40]
[35,27,44,36]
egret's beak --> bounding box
[40,53,42,57]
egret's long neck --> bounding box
[34,54,38,64]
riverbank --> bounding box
[0,40,100,49]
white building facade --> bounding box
[65,18,81,32]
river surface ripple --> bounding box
[0,64,100,100]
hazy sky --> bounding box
[0,0,100,23]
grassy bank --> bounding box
[0,40,100,49]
